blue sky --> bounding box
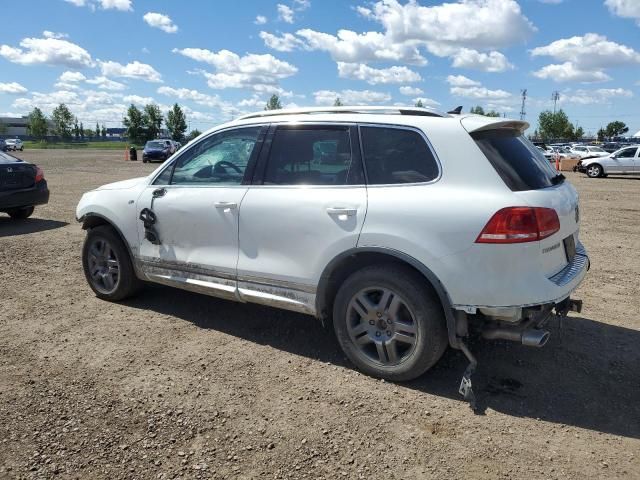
[1,0,639,135]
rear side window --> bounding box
[360,126,439,184]
[472,130,560,192]
[264,127,359,185]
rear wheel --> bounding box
[82,225,141,301]
[586,164,602,178]
[8,206,34,219]
[333,264,448,382]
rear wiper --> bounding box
[551,173,565,185]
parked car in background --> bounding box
[76,106,588,403]
[536,145,554,162]
[142,140,173,163]
[5,138,24,151]
[576,145,639,178]
[0,139,7,152]
[602,142,621,153]
[570,145,609,159]
[0,151,49,219]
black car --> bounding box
[142,140,172,163]
[0,151,49,219]
[602,142,621,153]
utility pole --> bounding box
[519,89,527,121]
[551,91,560,114]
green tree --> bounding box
[333,97,343,107]
[73,117,80,139]
[0,121,8,135]
[185,129,202,142]
[485,110,501,117]
[80,122,85,140]
[27,107,48,141]
[51,104,74,141]
[605,121,628,138]
[123,104,145,145]
[415,99,424,107]
[538,109,572,140]
[95,122,100,138]
[597,127,606,141]
[143,103,163,140]
[264,94,282,110]
[470,106,485,115]
[101,125,107,138]
[166,103,188,142]
[84,129,95,138]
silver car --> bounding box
[5,138,24,151]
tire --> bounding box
[586,164,602,178]
[142,158,148,163]
[333,264,448,382]
[8,206,34,219]
[20,147,23,151]
[82,225,141,301]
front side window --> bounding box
[360,126,439,185]
[616,148,637,158]
[263,127,357,185]
[158,127,262,186]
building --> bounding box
[0,116,30,137]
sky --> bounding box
[1,0,639,136]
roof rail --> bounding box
[236,105,449,121]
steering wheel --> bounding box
[214,160,242,174]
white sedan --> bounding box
[5,138,24,151]
[570,145,608,159]
[578,145,639,178]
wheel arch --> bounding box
[79,213,138,271]
[316,247,460,348]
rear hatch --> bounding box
[463,118,579,277]
[0,154,36,192]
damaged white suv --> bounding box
[76,106,589,403]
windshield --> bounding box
[472,129,561,191]
[146,141,166,149]
[589,147,605,153]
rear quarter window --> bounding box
[471,130,560,191]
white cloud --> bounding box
[411,97,440,107]
[143,12,178,33]
[59,71,87,82]
[399,86,423,96]
[337,62,421,85]
[560,88,633,105]
[605,0,640,24]
[99,60,162,82]
[0,35,93,68]
[64,0,86,5]
[157,86,238,117]
[450,48,513,72]
[259,32,306,52]
[532,62,612,83]
[173,48,297,92]
[0,82,28,94]
[122,94,156,105]
[313,89,391,105]
[43,31,69,39]
[446,75,481,87]
[277,4,294,23]
[65,0,132,11]
[86,76,127,91]
[254,15,267,25]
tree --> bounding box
[166,103,187,142]
[27,107,48,141]
[538,109,571,140]
[485,110,501,117]
[51,104,74,141]
[95,122,100,139]
[185,129,202,142]
[333,97,343,107]
[264,94,282,110]
[605,121,628,138]
[597,127,606,141]
[0,121,7,135]
[470,106,485,115]
[101,125,107,138]
[123,104,146,145]
[84,129,95,138]
[79,122,85,140]
[143,103,163,140]
[415,99,424,107]
[73,117,80,139]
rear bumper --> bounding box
[0,180,49,210]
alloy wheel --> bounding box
[87,238,120,294]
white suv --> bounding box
[76,106,589,404]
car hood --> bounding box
[95,176,148,191]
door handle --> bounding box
[326,207,357,217]
[215,201,238,210]
[152,188,166,198]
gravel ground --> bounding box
[1,149,639,479]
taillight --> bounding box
[476,207,560,244]
[35,166,44,182]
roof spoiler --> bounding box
[461,117,530,134]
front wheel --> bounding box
[333,264,448,382]
[586,164,602,178]
[82,225,141,301]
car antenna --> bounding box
[447,106,463,115]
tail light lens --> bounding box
[476,207,560,244]
[35,166,45,183]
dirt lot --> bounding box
[1,149,639,479]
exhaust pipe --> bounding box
[482,328,550,348]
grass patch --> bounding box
[23,141,131,150]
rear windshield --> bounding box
[471,129,561,191]
[146,141,165,149]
